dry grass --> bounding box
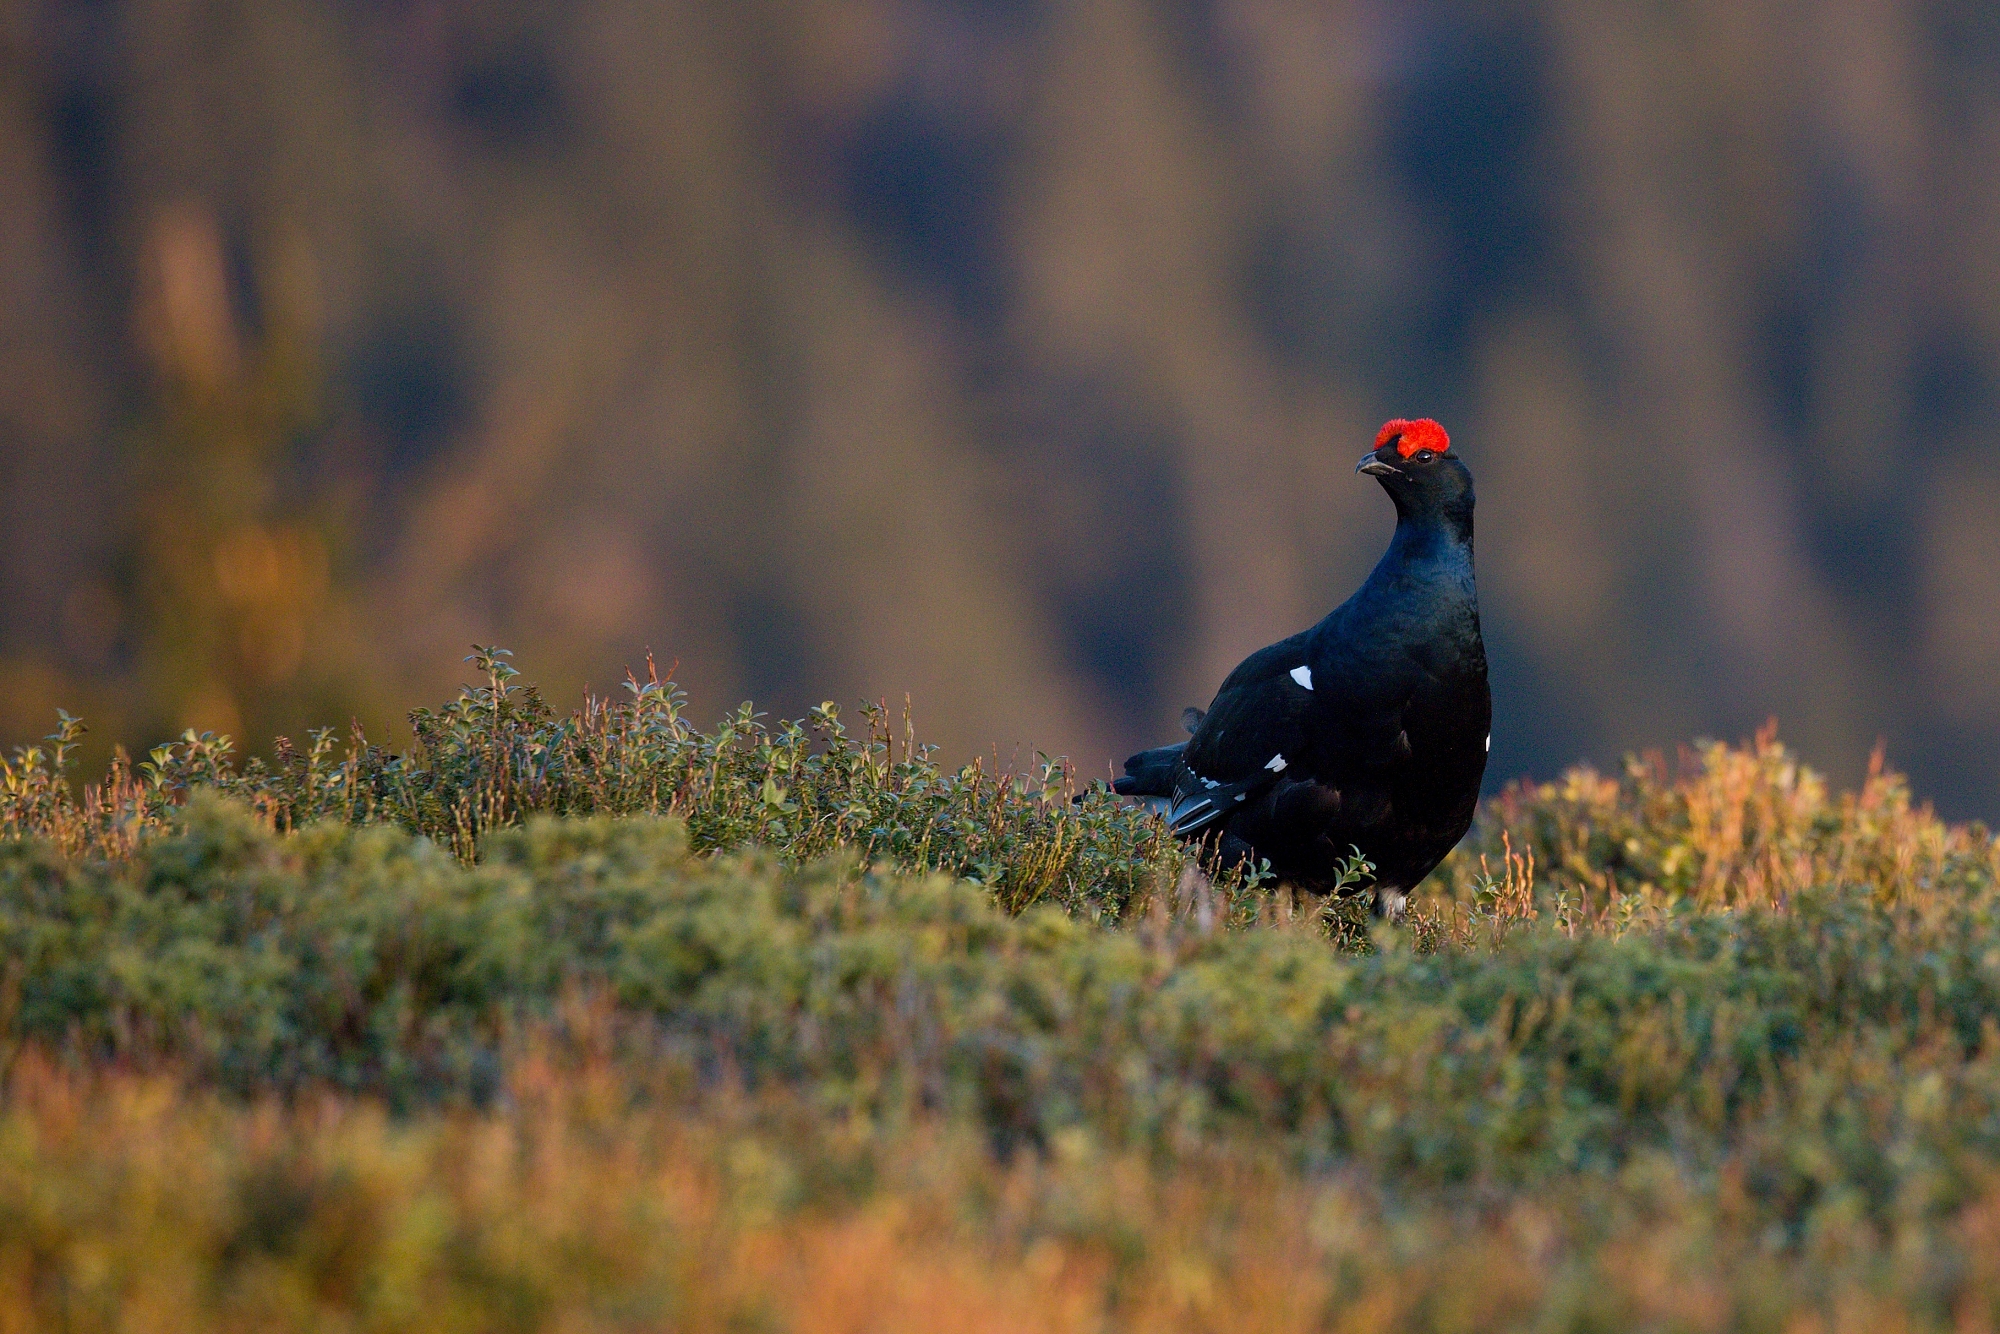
[1421,722,1996,938]
[5,1038,2000,1334]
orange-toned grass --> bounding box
[3,1040,2000,1334]
[1432,722,1997,929]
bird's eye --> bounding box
[1415,449,1435,462]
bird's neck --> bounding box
[1310,499,1481,660]
[1382,503,1475,574]
[1337,506,1478,634]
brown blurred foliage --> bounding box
[1,0,1997,813]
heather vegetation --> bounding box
[1,657,1998,1330]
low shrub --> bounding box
[2,653,1998,1329]
[0,651,1181,918]
[1,796,1997,1199]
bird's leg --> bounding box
[1371,885,1409,924]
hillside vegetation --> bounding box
[1,655,1997,1332]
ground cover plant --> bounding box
[0,653,1997,1331]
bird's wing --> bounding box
[1168,634,1318,835]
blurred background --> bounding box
[2,0,1998,817]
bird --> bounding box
[1112,418,1490,922]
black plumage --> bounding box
[1113,418,1490,920]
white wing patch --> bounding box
[1289,665,1313,690]
[1265,754,1287,772]
[1485,734,1491,752]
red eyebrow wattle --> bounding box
[1375,418,1451,459]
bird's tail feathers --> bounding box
[1163,756,1284,837]
[1112,742,1184,798]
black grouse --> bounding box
[1113,418,1490,921]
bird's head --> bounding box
[1356,418,1474,517]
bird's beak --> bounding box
[1356,452,1400,477]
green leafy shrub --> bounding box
[1,794,1997,1205]
[0,650,1183,918]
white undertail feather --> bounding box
[1166,796,1217,834]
